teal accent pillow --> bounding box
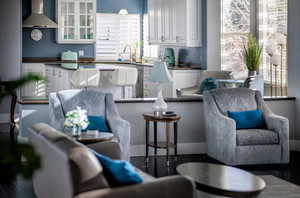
[93,151,143,187]
[228,109,265,129]
[86,116,110,132]
[198,77,219,94]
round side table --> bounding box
[143,113,181,166]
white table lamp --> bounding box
[148,61,173,113]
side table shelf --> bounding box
[143,113,181,166]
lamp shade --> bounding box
[265,44,276,56]
[271,54,281,66]
[276,33,286,45]
[148,61,173,84]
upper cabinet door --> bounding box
[148,0,202,47]
[175,0,187,45]
[56,0,96,44]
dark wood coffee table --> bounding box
[176,163,266,198]
[68,131,114,145]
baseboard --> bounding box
[131,141,300,157]
[130,142,206,157]
[0,113,10,124]
[290,140,300,152]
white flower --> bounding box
[64,106,89,129]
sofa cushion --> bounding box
[210,88,258,115]
[93,152,143,187]
[237,129,279,146]
[57,89,106,118]
[33,123,69,142]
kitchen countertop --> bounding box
[22,57,204,70]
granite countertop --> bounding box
[22,57,204,70]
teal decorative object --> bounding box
[199,77,219,94]
[164,48,175,67]
[61,50,78,69]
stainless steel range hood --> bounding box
[23,0,58,28]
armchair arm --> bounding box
[48,93,65,131]
[264,114,289,163]
[87,141,122,160]
[106,94,131,161]
[203,93,237,164]
[75,176,195,198]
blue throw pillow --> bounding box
[198,77,219,94]
[228,109,265,129]
[93,151,143,187]
[86,116,110,132]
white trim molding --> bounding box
[131,141,300,157]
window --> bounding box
[221,0,251,79]
[221,0,288,96]
[259,0,288,96]
[95,13,140,61]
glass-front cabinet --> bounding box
[56,0,96,44]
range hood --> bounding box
[23,0,58,28]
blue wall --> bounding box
[22,0,95,58]
[97,0,145,14]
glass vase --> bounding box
[72,126,82,137]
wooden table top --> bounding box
[143,113,181,121]
[176,163,266,197]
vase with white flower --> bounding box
[64,106,89,137]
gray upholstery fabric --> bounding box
[87,141,122,160]
[29,123,195,198]
[49,89,131,161]
[237,129,279,146]
[29,123,109,198]
[203,88,289,165]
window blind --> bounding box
[96,13,140,61]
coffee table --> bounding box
[176,163,266,198]
[68,131,114,145]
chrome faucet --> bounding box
[122,45,132,63]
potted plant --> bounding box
[243,34,263,76]
[0,73,44,183]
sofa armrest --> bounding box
[75,176,195,198]
[87,141,122,160]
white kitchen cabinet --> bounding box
[148,0,202,47]
[56,0,96,44]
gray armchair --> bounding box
[203,88,289,165]
[49,89,131,161]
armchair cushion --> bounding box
[228,109,265,129]
[85,116,110,132]
[237,129,279,146]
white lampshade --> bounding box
[148,61,173,84]
[276,33,286,45]
[265,43,277,56]
[271,54,281,66]
[119,9,128,15]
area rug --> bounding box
[197,175,300,198]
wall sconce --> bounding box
[119,9,129,15]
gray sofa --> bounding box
[49,89,130,161]
[28,123,195,198]
[203,88,289,165]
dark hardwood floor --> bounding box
[1,123,300,198]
